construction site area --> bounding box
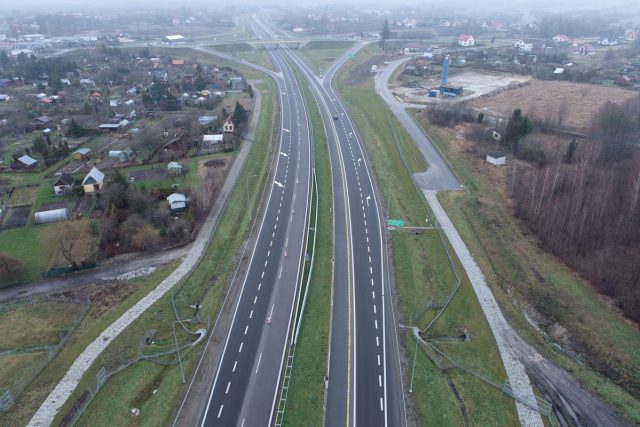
[391,68,530,105]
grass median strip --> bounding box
[298,40,356,76]
[280,66,333,426]
[335,45,519,425]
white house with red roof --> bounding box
[552,34,570,43]
[457,34,474,47]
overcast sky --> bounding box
[3,0,637,14]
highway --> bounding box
[255,19,407,427]
[199,30,312,426]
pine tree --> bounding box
[380,19,391,50]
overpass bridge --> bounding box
[245,39,311,49]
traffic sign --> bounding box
[387,219,404,227]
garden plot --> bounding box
[127,168,168,182]
[8,186,38,207]
[39,199,75,212]
[2,206,32,228]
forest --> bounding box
[511,97,640,323]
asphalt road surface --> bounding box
[199,34,312,426]
[256,19,407,427]
[374,56,461,191]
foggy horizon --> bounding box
[1,0,637,15]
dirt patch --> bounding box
[59,160,87,175]
[203,159,226,168]
[8,186,38,207]
[2,205,31,228]
[64,280,140,319]
[198,155,231,182]
[392,70,530,104]
[128,168,168,182]
[39,200,72,211]
[469,79,638,130]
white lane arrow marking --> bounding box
[267,304,275,324]
[274,181,285,188]
[280,152,288,157]
[358,158,362,166]
[366,195,371,207]
[282,128,290,133]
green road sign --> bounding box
[387,219,405,227]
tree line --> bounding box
[510,97,640,323]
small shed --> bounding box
[109,147,135,162]
[167,193,187,211]
[82,167,105,193]
[203,134,224,146]
[486,151,506,166]
[72,147,91,160]
[198,115,217,125]
[53,173,75,195]
[34,208,68,224]
[167,161,184,174]
[11,154,39,170]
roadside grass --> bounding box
[207,42,254,52]
[235,51,275,72]
[0,226,58,285]
[0,352,49,395]
[0,300,86,350]
[62,77,277,425]
[205,44,275,72]
[281,67,332,426]
[415,116,640,424]
[0,298,88,405]
[0,262,179,426]
[335,45,520,425]
[298,41,355,75]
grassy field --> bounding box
[298,40,356,75]
[335,45,520,425]
[414,116,640,424]
[0,262,179,425]
[281,67,333,426]
[63,77,277,426]
[0,300,86,351]
[468,79,637,130]
[207,43,275,72]
[0,298,88,401]
[0,226,58,284]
